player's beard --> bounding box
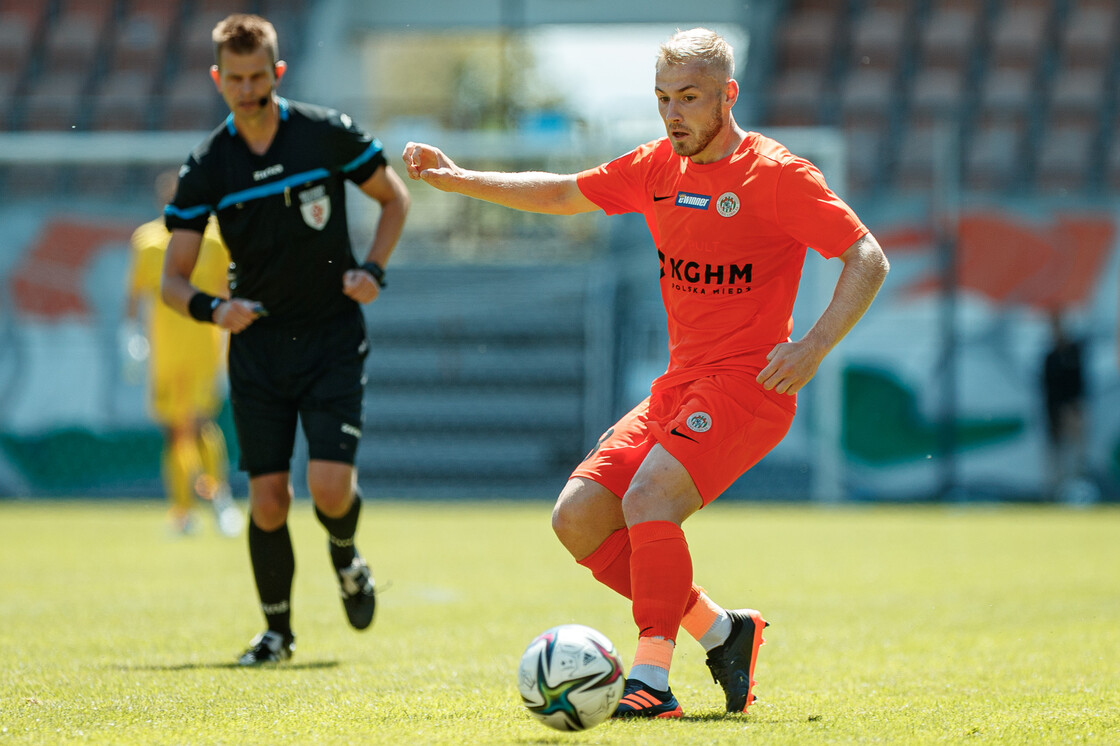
[670,104,725,158]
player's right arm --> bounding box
[162,229,259,333]
[402,142,598,215]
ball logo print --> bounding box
[716,192,740,218]
[518,624,625,731]
[687,411,712,433]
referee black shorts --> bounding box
[228,309,369,477]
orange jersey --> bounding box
[577,133,867,405]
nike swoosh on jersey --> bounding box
[670,427,699,442]
[653,194,674,201]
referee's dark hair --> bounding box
[212,14,279,68]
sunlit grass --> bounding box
[1,499,1117,744]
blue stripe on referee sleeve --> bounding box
[216,168,331,210]
[165,203,212,220]
[341,139,384,173]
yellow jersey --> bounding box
[128,216,230,424]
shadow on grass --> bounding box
[117,660,340,672]
[677,711,819,724]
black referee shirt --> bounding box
[165,97,388,327]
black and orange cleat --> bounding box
[705,609,768,712]
[612,678,683,719]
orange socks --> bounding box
[578,526,705,619]
[628,520,692,641]
[577,528,633,597]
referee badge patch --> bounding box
[299,185,331,230]
[686,411,712,433]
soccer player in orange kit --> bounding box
[403,28,888,718]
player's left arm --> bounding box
[757,233,889,395]
[343,164,411,304]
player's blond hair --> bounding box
[656,28,735,80]
[212,13,279,68]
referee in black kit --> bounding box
[162,13,410,665]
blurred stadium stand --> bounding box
[763,0,1120,197]
[0,0,304,136]
[1,0,1113,198]
[0,0,1118,502]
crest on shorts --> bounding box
[686,411,712,433]
[299,185,331,230]
[716,192,740,218]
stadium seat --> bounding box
[919,4,981,70]
[977,65,1037,123]
[909,66,968,119]
[161,70,224,130]
[90,70,156,131]
[849,6,909,70]
[1047,65,1107,127]
[844,124,886,193]
[839,67,895,128]
[111,8,174,73]
[20,71,88,130]
[963,122,1025,192]
[766,68,827,126]
[1058,2,1118,68]
[0,10,37,79]
[776,5,842,72]
[989,3,1053,68]
[1034,122,1097,192]
[181,11,231,72]
[42,15,106,76]
[1106,131,1120,190]
[895,121,967,192]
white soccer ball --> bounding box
[517,623,626,731]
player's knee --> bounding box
[551,499,579,544]
[621,484,680,526]
[552,487,604,551]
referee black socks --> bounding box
[248,519,295,636]
[315,493,362,569]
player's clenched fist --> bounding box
[401,142,462,190]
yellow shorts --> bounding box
[571,371,795,504]
[150,366,223,428]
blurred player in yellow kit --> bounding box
[124,170,245,537]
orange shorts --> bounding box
[571,371,796,505]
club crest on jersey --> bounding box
[299,185,330,230]
[716,192,740,218]
[686,412,712,433]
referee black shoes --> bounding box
[238,630,295,666]
[335,553,376,630]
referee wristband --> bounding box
[360,261,387,288]
[188,292,222,323]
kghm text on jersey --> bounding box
[658,249,752,294]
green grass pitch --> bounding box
[1,499,1118,744]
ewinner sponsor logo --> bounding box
[675,191,711,209]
